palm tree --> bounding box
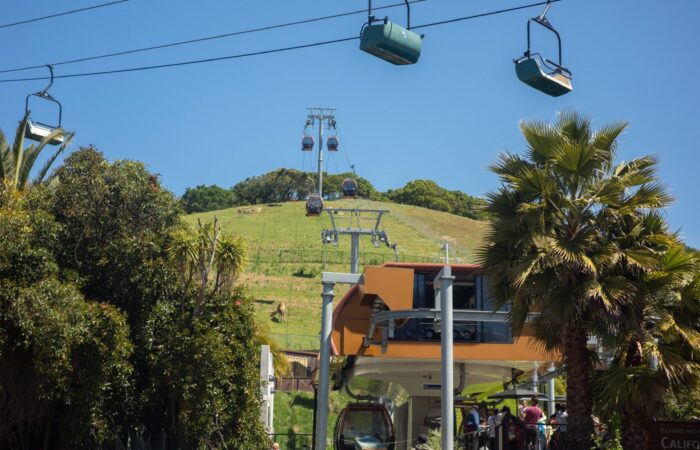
[0,111,74,190]
[593,241,700,450]
[479,111,672,450]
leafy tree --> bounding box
[0,183,132,449]
[49,148,267,448]
[181,184,236,214]
[231,168,313,205]
[0,112,74,190]
[479,111,672,450]
[387,179,486,219]
[593,241,700,449]
[322,172,382,200]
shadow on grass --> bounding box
[291,394,315,409]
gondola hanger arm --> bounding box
[37,65,55,97]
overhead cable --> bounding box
[0,0,427,74]
[411,0,560,29]
[0,0,129,30]
[0,1,560,84]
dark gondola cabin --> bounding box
[327,136,339,151]
[334,403,395,450]
[302,135,314,151]
[341,178,358,199]
[305,194,323,216]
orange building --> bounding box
[324,263,558,450]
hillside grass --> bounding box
[185,200,489,350]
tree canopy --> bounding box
[181,169,486,219]
[0,146,268,449]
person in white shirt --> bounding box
[487,408,499,450]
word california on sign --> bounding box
[646,422,700,450]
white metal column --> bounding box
[315,272,364,450]
[316,281,334,450]
[548,363,556,417]
[436,266,455,450]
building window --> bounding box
[390,272,512,343]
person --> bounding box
[413,434,433,450]
[270,443,280,450]
[518,399,528,418]
[554,403,567,447]
[487,408,499,450]
[465,404,481,450]
[521,397,544,449]
[497,406,525,450]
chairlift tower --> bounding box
[303,107,337,197]
[321,208,394,274]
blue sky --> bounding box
[1,0,699,246]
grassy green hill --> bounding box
[185,199,489,350]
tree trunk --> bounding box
[563,326,593,450]
[621,336,647,450]
[622,406,648,450]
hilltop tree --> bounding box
[480,111,672,450]
[387,179,486,219]
[181,184,236,214]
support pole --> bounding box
[350,233,360,274]
[547,363,556,418]
[317,119,324,197]
[316,281,335,450]
[532,362,540,393]
[439,266,455,450]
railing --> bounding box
[249,247,467,270]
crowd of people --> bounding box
[466,397,569,450]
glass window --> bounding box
[337,408,391,450]
[391,273,512,343]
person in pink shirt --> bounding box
[521,397,544,449]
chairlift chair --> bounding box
[514,1,572,97]
[24,65,65,145]
[360,0,422,65]
[341,178,358,198]
[305,194,323,217]
[334,403,395,450]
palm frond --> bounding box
[33,131,75,184]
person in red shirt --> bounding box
[521,397,544,449]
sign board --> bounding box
[646,421,700,450]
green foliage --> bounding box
[0,182,132,449]
[181,184,236,214]
[479,111,674,450]
[30,148,265,449]
[145,289,268,449]
[231,168,315,205]
[322,172,382,200]
[386,179,486,220]
[661,385,700,419]
[52,146,180,326]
